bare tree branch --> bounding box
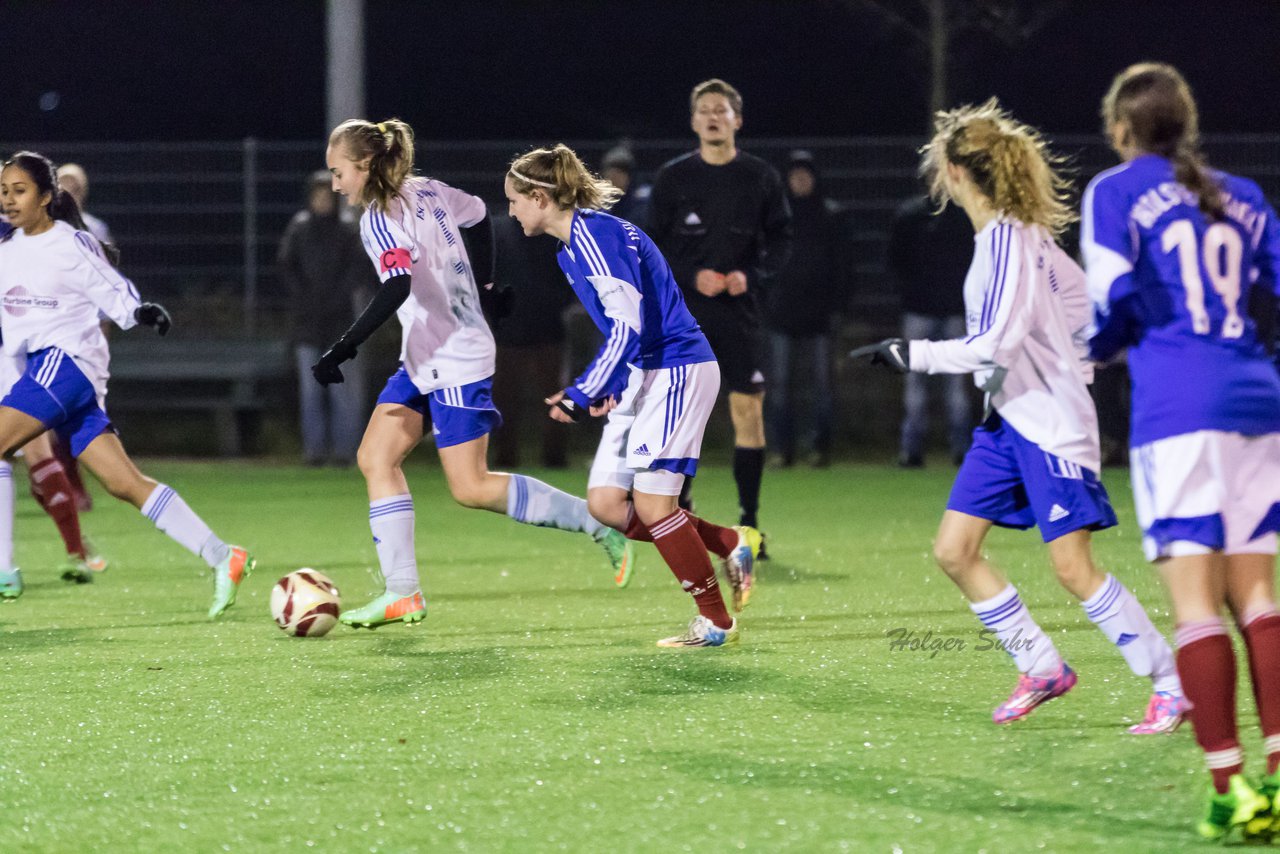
[839,0,929,43]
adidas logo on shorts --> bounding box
[1048,504,1070,522]
[634,443,651,456]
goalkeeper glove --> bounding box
[134,302,172,336]
[554,395,586,423]
[312,338,357,386]
[848,338,910,373]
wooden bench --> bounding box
[107,338,293,456]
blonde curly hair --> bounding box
[920,98,1075,236]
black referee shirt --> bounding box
[648,151,793,321]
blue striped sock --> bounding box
[505,474,602,537]
[370,494,419,595]
[1082,573,1179,693]
[141,483,228,568]
[970,584,1062,677]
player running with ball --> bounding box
[852,101,1185,730]
[505,144,757,647]
[317,120,631,629]
[1084,63,1280,840]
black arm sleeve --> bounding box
[460,210,494,286]
[648,170,695,291]
[754,170,793,280]
[334,275,412,351]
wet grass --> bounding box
[0,458,1230,851]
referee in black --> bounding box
[648,78,793,549]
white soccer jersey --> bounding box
[909,218,1101,472]
[358,176,494,394]
[0,222,139,397]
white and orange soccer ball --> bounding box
[270,569,341,637]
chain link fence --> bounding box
[5,135,1277,455]
[8,134,1279,334]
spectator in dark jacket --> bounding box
[765,150,843,467]
[886,194,975,467]
[490,212,574,468]
[277,170,378,465]
[601,145,651,228]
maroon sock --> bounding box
[625,508,738,559]
[623,509,654,543]
[649,510,732,629]
[689,514,738,558]
[1177,621,1242,794]
[29,459,87,559]
[53,437,92,511]
[1240,610,1280,774]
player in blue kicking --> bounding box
[1084,63,1280,841]
[0,152,253,617]
[852,100,1184,729]
[504,144,757,646]
[317,121,631,629]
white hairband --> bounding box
[509,168,555,189]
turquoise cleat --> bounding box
[0,568,23,600]
[340,591,427,629]
[208,546,255,619]
[596,528,636,588]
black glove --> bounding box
[848,338,910,373]
[555,395,586,423]
[312,338,358,386]
[134,302,172,336]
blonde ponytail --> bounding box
[328,117,415,211]
[508,144,623,211]
[921,98,1075,237]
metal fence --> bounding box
[7,134,1280,333]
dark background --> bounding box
[6,0,1279,142]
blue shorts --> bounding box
[376,367,502,449]
[0,348,114,457]
[948,414,1118,543]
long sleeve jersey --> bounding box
[358,176,495,393]
[556,209,715,408]
[909,218,1101,472]
[648,151,792,321]
[0,221,139,397]
[1082,154,1280,445]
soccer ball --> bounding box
[270,569,341,637]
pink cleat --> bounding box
[993,663,1077,724]
[1128,691,1189,734]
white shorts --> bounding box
[589,367,643,491]
[587,361,720,494]
[1131,429,1280,561]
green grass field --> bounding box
[0,458,1244,851]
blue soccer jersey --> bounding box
[1082,154,1280,445]
[556,209,715,408]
